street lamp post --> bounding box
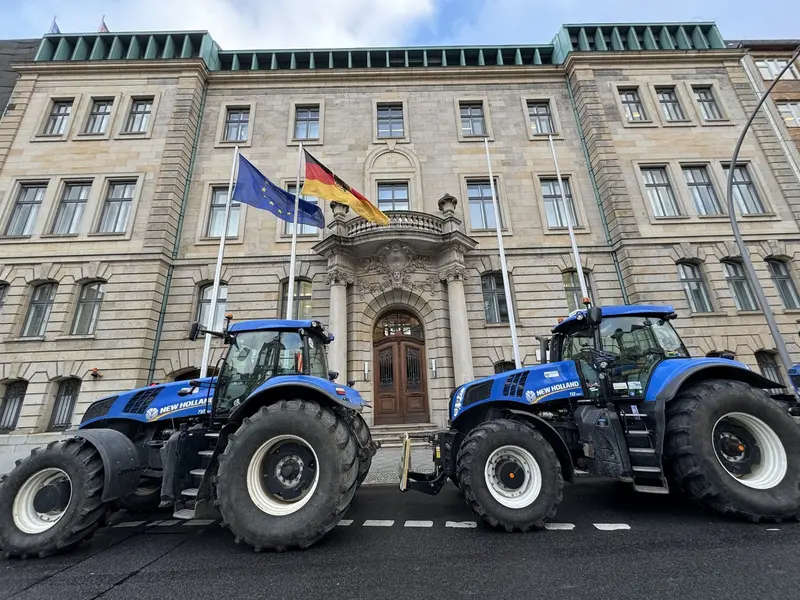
[726,45,800,389]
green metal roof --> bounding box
[31,22,727,72]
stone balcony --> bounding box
[345,210,444,237]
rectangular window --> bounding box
[44,101,72,135]
[641,167,680,217]
[724,261,760,311]
[540,178,579,228]
[563,270,593,313]
[224,108,250,142]
[656,87,685,121]
[206,187,240,238]
[723,164,765,215]
[22,283,56,338]
[460,102,486,136]
[767,260,800,310]
[281,280,313,320]
[467,179,502,230]
[527,101,554,135]
[97,181,135,233]
[677,262,713,313]
[482,273,509,324]
[682,166,722,215]
[125,98,153,133]
[284,183,318,235]
[71,282,105,335]
[294,105,320,140]
[49,379,80,431]
[51,183,91,235]
[755,59,800,81]
[777,101,800,128]
[693,87,723,120]
[0,381,26,433]
[4,185,45,237]
[377,182,409,212]
[84,99,113,134]
[619,88,647,122]
[377,103,404,138]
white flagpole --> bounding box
[548,134,588,304]
[484,137,521,369]
[199,145,239,379]
[286,143,303,320]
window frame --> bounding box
[376,181,410,212]
[0,283,8,312]
[562,269,594,314]
[454,98,493,142]
[3,183,47,237]
[21,282,57,338]
[123,96,154,134]
[96,180,137,234]
[196,283,228,331]
[481,272,510,325]
[117,94,159,138]
[293,104,320,141]
[372,99,410,144]
[464,177,507,233]
[676,261,714,314]
[82,98,114,136]
[655,86,687,122]
[692,86,725,121]
[214,101,254,147]
[42,99,74,136]
[50,181,92,236]
[280,279,313,321]
[681,165,724,216]
[376,103,405,140]
[722,260,760,312]
[526,100,556,136]
[617,87,649,123]
[71,281,106,336]
[205,186,241,239]
[755,351,785,389]
[766,259,800,310]
[776,101,800,129]
[540,177,580,230]
[48,378,81,432]
[755,58,800,81]
[721,163,767,215]
[223,107,250,143]
[282,182,320,237]
[0,380,27,433]
[287,100,324,146]
[640,166,682,218]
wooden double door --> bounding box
[373,337,429,425]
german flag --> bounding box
[301,151,390,226]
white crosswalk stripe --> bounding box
[404,520,433,528]
[112,520,146,528]
[544,522,575,530]
[593,523,631,531]
[337,519,354,527]
[445,521,477,528]
[157,520,180,527]
[184,519,216,526]
[363,519,394,527]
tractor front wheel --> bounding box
[456,419,563,531]
[665,379,800,521]
[215,400,358,551]
[352,413,376,488]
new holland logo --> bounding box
[145,407,159,421]
[145,398,208,421]
[528,380,581,403]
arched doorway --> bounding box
[373,310,429,425]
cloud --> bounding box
[3,0,436,49]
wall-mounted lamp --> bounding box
[430,359,437,379]
[363,362,370,381]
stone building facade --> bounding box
[1,23,800,463]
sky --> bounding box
[0,0,796,50]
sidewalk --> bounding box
[363,444,435,485]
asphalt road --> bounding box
[1,476,798,600]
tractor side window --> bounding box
[562,329,595,360]
[278,332,304,375]
[307,335,328,378]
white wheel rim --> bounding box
[484,445,542,509]
[246,435,319,516]
[12,468,72,534]
[712,412,787,490]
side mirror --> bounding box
[586,306,602,327]
[328,370,339,382]
[189,321,200,341]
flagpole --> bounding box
[484,137,521,369]
[200,145,239,379]
[548,134,588,304]
[286,142,303,320]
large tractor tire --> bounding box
[0,439,109,558]
[456,419,563,531]
[116,476,162,514]
[665,379,800,521]
[215,399,358,551]
[351,413,374,488]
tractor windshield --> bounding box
[213,329,329,418]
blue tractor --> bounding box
[0,318,377,557]
[401,305,800,529]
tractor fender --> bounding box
[503,408,575,483]
[73,428,143,502]
[230,378,365,423]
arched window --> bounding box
[766,259,800,310]
[0,380,27,433]
[481,273,509,324]
[280,279,313,320]
[756,351,784,387]
[72,281,106,335]
[22,282,57,337]
[374,311,424,341]
[677,261,713,313]
[49,378,81,431]
[494,361,516,374]
[197,283,228,330]
[562,269,593,313]
[0,283,8,312]
[722,260,759,311]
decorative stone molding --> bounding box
[355,241,438,298]
[330,201,350,219]
[24,262,62,284]
[669,242,700,263]
[438,193,458,217]
[440,265,468,282]
[324,269,354,286]
[756,239,790,260]
[714,240,741,260]
[194,262,230,285]
[78,261,112,283]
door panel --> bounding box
[373,339,430,425]
[401,341,429,423]
[374,342,401,424]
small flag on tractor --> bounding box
[302,150,389,225]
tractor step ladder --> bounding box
[619,405,669,494]
[174,427,221,520]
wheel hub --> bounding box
[714,422,760,476]
[495,459,525,490]
[12,468,73,534]
[32,480,71,514]
[483,445,543,509]
[263,442,316,501]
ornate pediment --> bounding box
[356,242,438,298]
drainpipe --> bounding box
[565,77,630,305]
[147,80,208,383]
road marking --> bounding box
[337,520,354,527]
[113,520,146,528]
[145,520,163,527]
[446,521,477,528]
[404,520,433,528]
[184,519,216,526]
[363,519,394,527]
[575,469,589,475]
[545,522,575,531]
[767,528,780,531]
[593,523,631,531]
[157,520,180,527]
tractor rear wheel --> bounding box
[215,399,358,551]
[0,439,109,558]
[665,379,800,521]
[352,413,374,488]
[456,419,562,531]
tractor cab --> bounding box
[548,305,688,402]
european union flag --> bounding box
[233,154,324,229]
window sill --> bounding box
[196,235,243,246]
[7,336,45,343]
[739,213,777,219]
[0,235,32,242]
[374,136,410,145]
[484,322,519,329]
[780,309,800,315]
[458,135,495,142]
[289,138,323,146]
[545,226,589,235]
[32,134,68,142]
[40,233,80,239]
[622,120,657,128]
[55,334,96,341]
[87,231,127,238]
[686,311,727,317]
[662,120,695,127]
[735,310,763,316]
[699,120,734,127]
[468,229,513,237]
[115,130,152,140]
[529,133,563,141]
[276,234,321,243]
[75,132,110,141]
[653,215,691,222]
[215,139,252,149]
[697,214,730,220]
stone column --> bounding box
[442,265,474,386]
[325,269,352,380]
